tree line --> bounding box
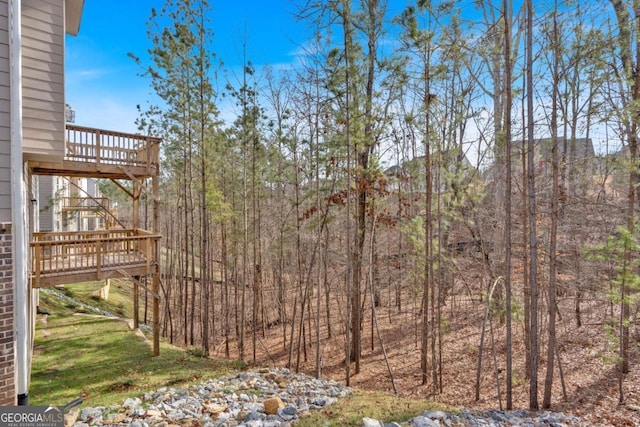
[122,0,640,410]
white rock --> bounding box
[362,417,384,427]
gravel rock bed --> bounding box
[45,288,582,426]
[364,408,581,426]
[69,368,582,427]
[70,368,349,426]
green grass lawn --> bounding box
[31,281,451,425]
[30,283,243,407]
[296,391,452,427]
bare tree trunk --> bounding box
[324,228,332,340]
[252,125,259,362]
[314,93,323,379]
[520,71,531,381]
[182,139,190,347]
[222,217,230,358]
[476,278,501,402]
[526,0,540,410]
[543,2,560,409]
[287,137,303,370]
[240,121,248,362]
[503,0,514,410]
[342,0,353,386]
[422,89,433,386]
[188,130,197,347]
[609,0,639,402]
[432,139,440,391]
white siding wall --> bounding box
[0,0,10,223]
[37,175,53,231]
[21,0,64,162]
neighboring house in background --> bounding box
[513,136,595,177]
[38,175,113,232]
[384,151,475,196]
[0,0,161,406]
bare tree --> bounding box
[525,0,540,410]
[543,0,561,408]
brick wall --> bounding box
[0,222,15,405]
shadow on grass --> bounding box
[30,312,242,408]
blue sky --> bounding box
[65,0,308,134]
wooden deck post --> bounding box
[133,276,139,329]
[95,129,101,167]
[96,239,102,276]
[153,174,160,356]
[132,181,141,231]
[100,279,110,300]
[34,242,41,286]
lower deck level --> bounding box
[31,229,160,287]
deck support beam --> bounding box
[152,174,160,356]
[109,179,134,198]
[133,276,139,329]
[133,180,140,230]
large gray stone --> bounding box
[411,415,439,427]
[124,397,142,409]
[244,410,263,422]
[362,417,384,427]
[422,410,447,420]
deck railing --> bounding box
[31,229,160,285]
[61,196,111,211]
[65,124,160,170]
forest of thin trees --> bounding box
[116,0,640,411]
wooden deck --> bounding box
[31,229,160,287]
[30,125,160,179]
[28,124,162,354]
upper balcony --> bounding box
[29,125,160,180]
[28,125,161,288]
